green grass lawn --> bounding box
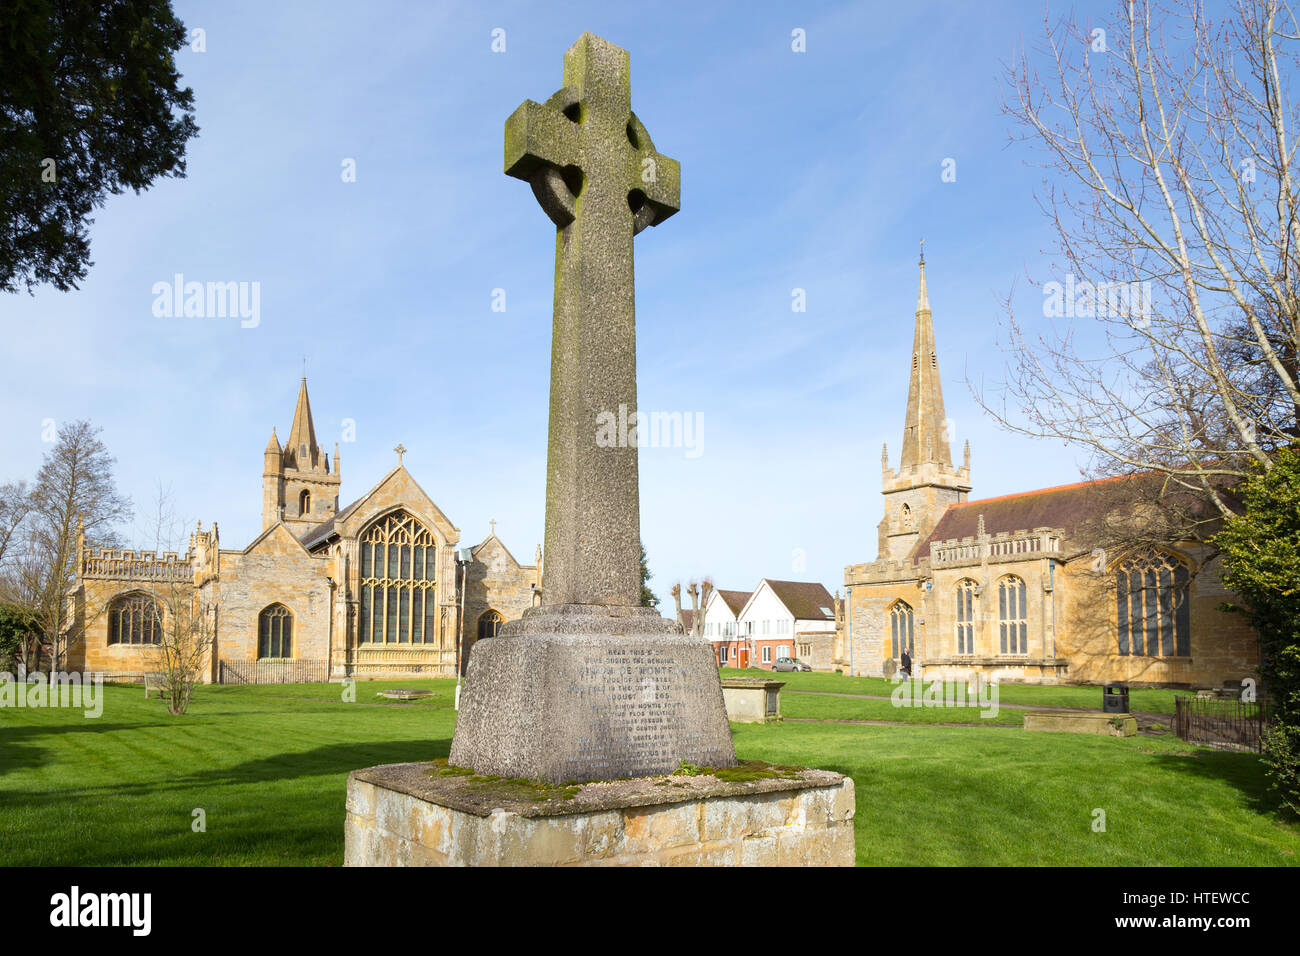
[721,667,1185,713]
[0,677,1294,866]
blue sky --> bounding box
[1,0,1098,601]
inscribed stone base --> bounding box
[449,604,737,782]
[344,761,856,867]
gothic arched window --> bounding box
[258,603,293,659]
[890,601,914,659]
[998,576,1028,654]
[1116,551,1190,657]
[955,579,976,654]
[299,489,311,517]
[477,609,504,641]
[359,510,438,644]
[900,503,914,531]
[108,593,162,645]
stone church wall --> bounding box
[213,539,332,667]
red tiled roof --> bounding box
[919,476,1133,551]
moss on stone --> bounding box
[673,759,806,783]
[424,759,580,801]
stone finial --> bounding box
[977,514,986,538]
[394,444,407,466]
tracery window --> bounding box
[358,510,438,644]
[1116,551,1190,657]
[108,593,162,645]
[477,609,504,641]
[258,604,292,659]
[955,579,976,654]
[890,601,914,659]
[998,576,1028,655]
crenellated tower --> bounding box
[878,249,971,560]
[261,378,341,533]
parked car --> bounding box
[772,657,811,672]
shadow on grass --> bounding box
[1150,745,1292,819]
[179,737,454,788]
[0,737,453,807]
[0,722,163,776]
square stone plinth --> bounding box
[1023,710,1137,737]
[720,678,785,723]
[344,760,855,867]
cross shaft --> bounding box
[504,33,680,607]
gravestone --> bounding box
[448,32,736,783]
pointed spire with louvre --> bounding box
[286,378,319,470]
[898,248,952,472]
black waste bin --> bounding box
[1103,682,1130,714]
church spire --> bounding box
[898,247,952,471]
[286,377,319,469]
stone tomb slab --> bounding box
[344,760,856,867]
[450,604,738,783]
[1023,710,1138,737]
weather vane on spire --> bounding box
[919,238,925,265]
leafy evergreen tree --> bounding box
[1,0,199,292]
[1216,446,1300,816]
[639,542,658,609]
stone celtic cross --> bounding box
[505,33,680,608]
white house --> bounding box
[701,588,751,667]
[736,579,837,669]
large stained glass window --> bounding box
[1116,551,1190,657]
[359,510,438,644]
[108,593,162,645]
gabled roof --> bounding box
[472,533,536,569]
[918,476,1130,552]
[760,579,836,621]
[243,521,313,557]
[299,494,363,551]
[298,465,457,551]
[711,588,751,617]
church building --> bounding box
[66,379,540,682]
[840,257,1259,689]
